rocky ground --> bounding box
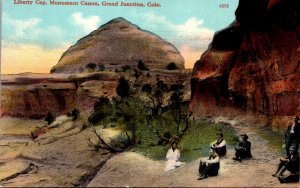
[0,117,113,187]
[0,116,299,187]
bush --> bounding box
[86,63,96,72]
[88,97,113,124]
[67,109,80,121]
[45,112,55,125]
[137,60,149,71]
[142,84,152,94]
[167,62,178,70]
[122,65,131,72]
[116,76,130,98]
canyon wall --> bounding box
[190,0,300,119]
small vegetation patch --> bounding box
[257,127,285,154]
[133,120,239,162]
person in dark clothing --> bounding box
[284,115,300,157]
[233,133,252,162]
[272,145,299,184]
[211,132,227,157]
[198,150,220,180]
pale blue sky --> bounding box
[2,0,239,73]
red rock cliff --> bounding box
[190,0,300,117]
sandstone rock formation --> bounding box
[190,0,300,117]
[51,17,184,73]
[1,70,190,119]
[0,117,113,187]
[0,73,119,118]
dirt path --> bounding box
[88,116,299,187]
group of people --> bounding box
[163,131,252,179]
[198,132,252,180]
[164,115,300,184]
[272,115,300,183]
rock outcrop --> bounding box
[51,17,184,74]
[0,73,119,118]
[1,70,190,119]
[190,0,300,117]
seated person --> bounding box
[164,142,185,172]
[198,150,220,180]
[272,145,299,184]
[211,132,227,156]
[233,133,252,162]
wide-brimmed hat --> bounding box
[241,133,248,139]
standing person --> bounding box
[211,132,227,156]
[284,115,300,157]
[198,150,220,180]
[233,133,252,162]
[272,145,299,183]
[164,142,185,172]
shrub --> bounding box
[167,62,178,70]
[137,60,149,71]
[45,112,55,125]
[86,63,96,72]
[142,84,152,94]
[122,65,131,72]
[116,76,130,98]
[88,97,113,124]
[67,109,80,121]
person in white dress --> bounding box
[164,142,185,172]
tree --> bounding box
[167,62,178,70]
[141,79,169,118]
[137,60,149,71]
[116,76,130,98]
[142,81,193,145]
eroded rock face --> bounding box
[0,73,118,118]
[191,0,300,116]
[51,17,184,74]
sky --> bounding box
[1,0,238,74]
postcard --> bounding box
[0,0,299,187]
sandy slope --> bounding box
[88,116,299,187]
